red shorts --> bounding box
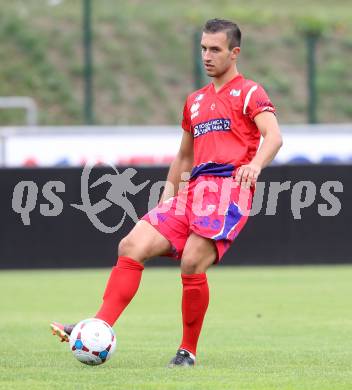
[141,176,253,263]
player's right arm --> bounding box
[159,130,194,202]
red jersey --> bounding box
[182,73,276,179]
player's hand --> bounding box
[235,163,262,189]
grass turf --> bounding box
[0,266,352,389]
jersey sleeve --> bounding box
[243,83,276,121]
[181,98,192,132]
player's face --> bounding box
[201,32,240,78]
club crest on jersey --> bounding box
[230,89,241,97]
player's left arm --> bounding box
[235,111,283,188]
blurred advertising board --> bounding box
[0,124,351,167]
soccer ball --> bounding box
[69,318,117,365]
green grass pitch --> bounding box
[1,266,352,390]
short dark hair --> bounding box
[203,18,241,49]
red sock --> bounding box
[179,273,209,356]
[95,256,144,326]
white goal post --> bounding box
[0,97,38,127]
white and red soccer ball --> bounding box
[69,318,117,365]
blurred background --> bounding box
[1,0,352,126]
[0,0,351,167]
[0,0,351,268]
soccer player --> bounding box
[51,18,283,367]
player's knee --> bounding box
[180,255,205,275]
[118,236,133,257]
[117,234,152,263]
[181,246,216,274]
[118,235,144,259]
[180,257,198,274]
